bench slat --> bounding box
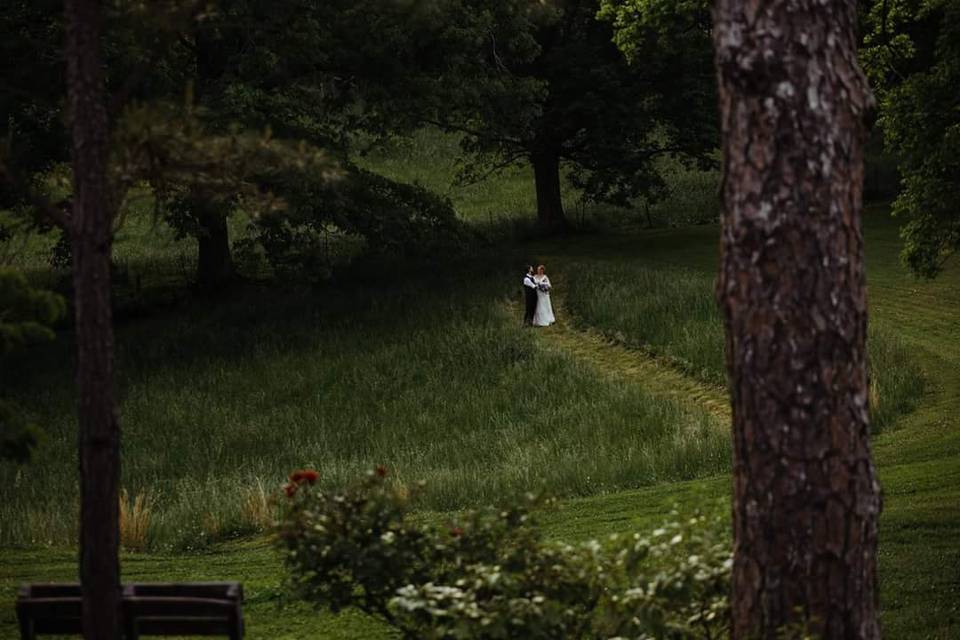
[17,583,244,639]
[31,620,82,634]
[123,596,237,617]
[131,618,234,636]
[19,584,82,598]
[125,583,241,599]
[17,598,83,617]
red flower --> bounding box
[375,465,388,478]
[290,469,320,485]
[450,527,464,538]
[283,483,298,498]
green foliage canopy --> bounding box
[113,102,341,217]
[862,0,960,277]
[1,1,345,281]
[283,0,718,224]
[451,0,718,220]
[0,0,66,210]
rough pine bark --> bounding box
[532,150,567,229]
[64,0,121,638]
[712,1,881,638]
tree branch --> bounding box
[455,150,527,187]
[419,117,523,149]
[108,0,211,117]
[0,158,70,229]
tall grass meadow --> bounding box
[0,259,729,550]
[562,261,924,431]
[0,129,922,553]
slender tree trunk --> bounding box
[195,198,234,288]
[191,27,233,287]
[64,0,121,638]
[713,1,881,638]
[532,150,567,229]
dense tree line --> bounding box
[3,0,719,282]
[3,1,954,282]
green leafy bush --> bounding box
[276,468,731,639]
[0,268,65,462]
[239,215,339,283]
[252,165,472,280]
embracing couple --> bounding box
[522,264,556,328]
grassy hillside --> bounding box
[560,249,924,430]
[529,208,960,638]
[0,264,729,549]
[1,133,957,638]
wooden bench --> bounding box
[16,583,244,639]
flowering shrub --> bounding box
[275,468,732,639]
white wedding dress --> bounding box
[533,275,555,327]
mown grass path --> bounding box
[508,295,731,424]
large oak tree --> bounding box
[290,0,717,229]
[435,0,718,228]
[713,0,882,637]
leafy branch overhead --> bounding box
[861,0,960,277]
[112,102,342,220]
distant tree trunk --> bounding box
[192,26,233,288]
[532,150,567,229]
[194,197,234,288]
[64,0,121,638]
[713,1,881,638]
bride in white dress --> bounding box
[532,265,556,327]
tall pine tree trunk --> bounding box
[713,1,881,638]
[532,150,567,229]
[64,0,121,638]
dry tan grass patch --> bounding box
[242,478,274,530]
[119,488,152,551]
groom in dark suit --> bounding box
[523,265,538,326]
